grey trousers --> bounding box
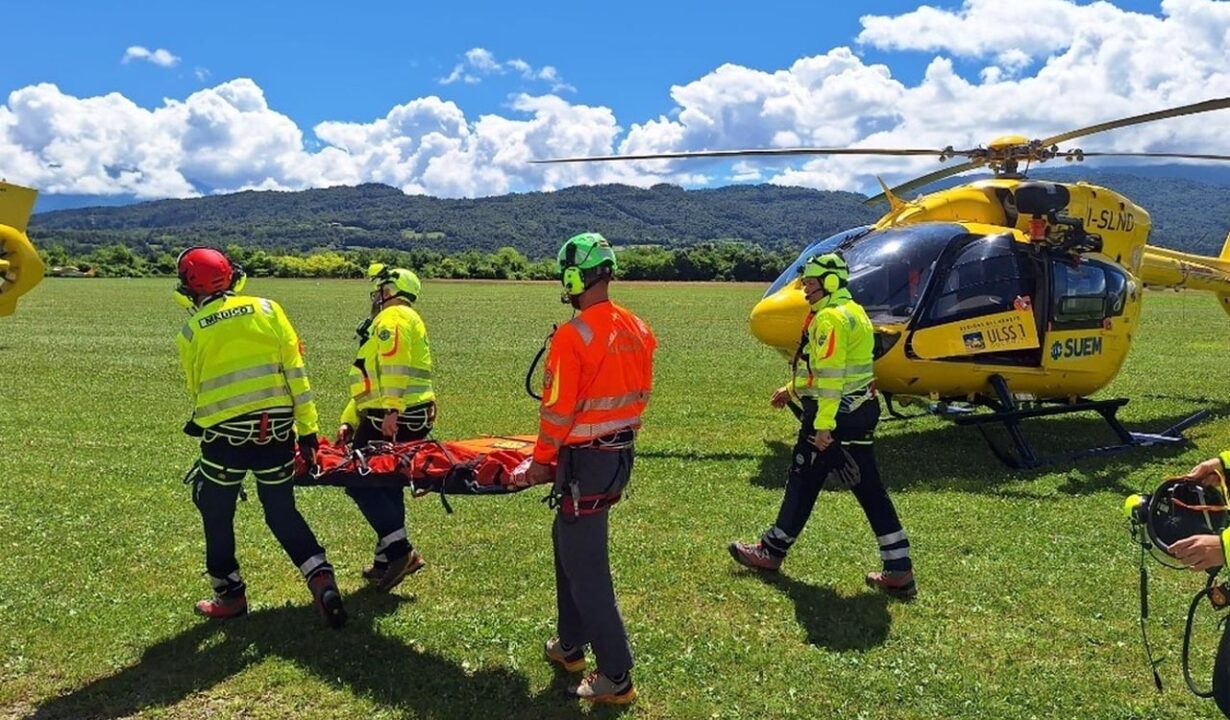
[552,445,634,676]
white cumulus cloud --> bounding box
[121,45,181,68]
[440,47,574,92]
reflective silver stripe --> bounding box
[805,368,845,379]
[542,435,563,447]
[540,407,573,425]
[815,388,843,399]
[299,553,327,577]
[765,526,796,544]
[847,363,874,376]
[285,366,308,380]
[376,528,408,552]
[877,530,907,546]
[385,386,407,397]
[293,390,314,405]
[572,416,640,437]
[575,390,650,412]
[196,386,292,418]
[880,548,911,560]
[843,380,873,393]
[199,363,283,392]
[210,571,243,590]
[259,298,274,315]
[383,366,431,379]
[180,325,194,342]
[570,318,594,345]
[794,387,822,398]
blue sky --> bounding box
[5,0,1225,201]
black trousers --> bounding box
[344,405,433,567]
[762,398,912,571]
[191,436,328,596]
[553,445,635,676]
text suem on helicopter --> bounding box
[536,97,1230,468]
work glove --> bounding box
[299,433,320,468]
[182,420,204,437]
[822,448,862,491]
[381,410,400,440]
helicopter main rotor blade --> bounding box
[531,147,953,164]
[863,159,985,206]
[1074,151,1230,161]
[1040,97,1230,148]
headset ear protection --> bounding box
[822,271,843,293]
[561,242,586,297]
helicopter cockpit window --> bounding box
[925,234,1031,324]
[1052,259,1128,328]
[839,223,961,320]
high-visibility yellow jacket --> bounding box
[1217,451,1230,566]
[789,288,876,432]
[176,294,319,436]
[341,303,434,427]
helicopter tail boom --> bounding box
[1139,239,1230,316]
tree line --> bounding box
[38,241,802,282]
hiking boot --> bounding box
[361,563,386,583]
[865,569,917,600]
[195,593,248,620]
[728,540,783,572]
[544,637,586,673]
[376,549,425,592]
[568,670,637,704]
[308,570,348,628]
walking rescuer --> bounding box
[729,253,917,600]
[174,247,346,627]
[517,233,656,704]
[336,264,434,591]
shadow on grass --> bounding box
[749,571,891,651]
[745,403,1227,496]
[28,586,627,720]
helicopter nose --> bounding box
[749,283,810,356]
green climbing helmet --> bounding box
[801,253,848,281]
[367,263,422,301]
[557,232,618,273]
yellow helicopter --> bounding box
[0,180,44,317]
[537,98,1230,467]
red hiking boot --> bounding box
[728,541,783,572]
[195,593,248,620]
[865,569,917,600]
[308,570,347,628]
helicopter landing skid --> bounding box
[948,375,1210,469]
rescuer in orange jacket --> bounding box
[520,232,655,705]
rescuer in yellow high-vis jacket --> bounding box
[730,253,917,600]
[174,246,344,628]
[337,263,436,592]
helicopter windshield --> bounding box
[763,226,874,297]
[768,223,963,321]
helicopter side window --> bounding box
[1052,260,1127,328]
[925,235,1031,324]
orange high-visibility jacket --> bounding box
[534,301,656,464]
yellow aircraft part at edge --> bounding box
[0,181,43,317]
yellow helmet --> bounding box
[367,263,421,302]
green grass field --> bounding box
[3,278,1230,719]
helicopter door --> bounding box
[906,233,1044,366]
[1045,258,1129,362]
